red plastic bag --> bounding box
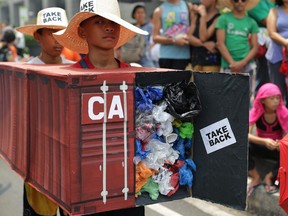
[279,135,288,213]
[280,48,288,76]
[255,44,267,59]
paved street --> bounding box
[0,158,254,216]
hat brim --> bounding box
[216,0,260,10]
[16,25,66,36]
[53,12,148,54]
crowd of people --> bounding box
[1,0,288,215]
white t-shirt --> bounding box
[15,31,26,49]
[27,56,74,64]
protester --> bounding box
[15,28,26,57]
[248,0,275,96]
[188,0,221,72]
[152,0,192,69]
[216,0,259,90]
[248,83,288,195]
[0,29,17,62]
[130,4,154,67]
[120,28,145,65]
[16,7,73,216]
[53,0,148,215]
[266,0,288,105]
[147,13,160,68]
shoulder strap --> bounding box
[79,58,89,68]
[185,2,191,25]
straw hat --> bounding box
[16,7,68,36]
[216,0,260,10]
[53,0,148,54]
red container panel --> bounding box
[0,63,29,179]
[27,66,136,215]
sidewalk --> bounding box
[246,157,287,216]
[247,185,287,216]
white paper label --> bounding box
[200,118,236,154]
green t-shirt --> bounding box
[248,0,275,27]
[216,12,259,68]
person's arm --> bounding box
[230,33,258,71]
[248,124,279,150]
[187,6,203,47]
[198,6,219,43]
[267,8,288,50]
[152,6,189,46]
[242,33,258,64]
[216,29,234,66]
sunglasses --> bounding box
[233,0,247,3]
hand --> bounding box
[191,5,199,13]
[203,41,217,53]
[197,5,207,17]
[229,61,245,72]
[174,36,189,46]
[264,138,279,150]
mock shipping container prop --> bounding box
[0,62,249,215]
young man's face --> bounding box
[230,0,248,12]
[79,15,120,50]
[34,28,64,57]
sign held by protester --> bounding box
[200,118,236,154]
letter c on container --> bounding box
[88,96,104,120]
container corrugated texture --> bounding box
[0,63,249,215]
[26,65,141,215]
[0,63,29,179]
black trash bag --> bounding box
[163,80,201,121]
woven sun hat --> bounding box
[16,7,68,36]
[53,0,148,54]
[216,0,260,10]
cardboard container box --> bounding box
[0,63,249,215]
[0,63,30,179]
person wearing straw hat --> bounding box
[216,0,259,89]
[16,7,74,216]
[16,7,74,65]
[53,0,148,70]
[53,0,147,215]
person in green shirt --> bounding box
[248,0,275,27]
[216,0,259,91]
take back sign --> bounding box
[200,118,236,154]
[82,92,125,124]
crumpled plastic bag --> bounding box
[135,139,151,160]
[135,87,153,113]
[135,161,154,193]
[163,80,201,121]
[145,86,163,102]
[152,102,175,137]
[152,167,174,195]
[138,177,159,200]
[142,139,179,170]
[179,159,197,188]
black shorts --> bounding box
[159,58,190,70]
